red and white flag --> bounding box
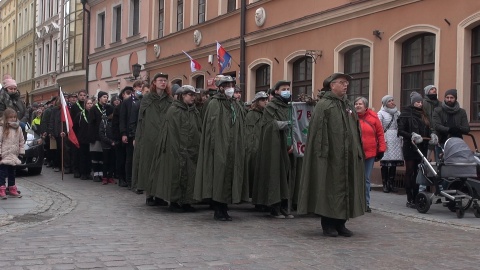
[182,50,202,72]
[59,88,79,148]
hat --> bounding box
[178,85,195,95]
[171,84,181,95]
[444,89,457,99]
[111,96,120,104]
[424,85,436,95]
[381,95,394,107]
[3,78,17,88]
[253,91,268,102]
[152,73,168,82]
[119,86,134,100]
[321,72,353,92]
[32,102,40,108]
[410,91,423,104]
[273,80,291,90]
[98,91,109,99]
[68,93,78,98]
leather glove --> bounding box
[411,132,423,144]
[429,133,439,145]
[375,152,384,162]
[276,121,291,131]
[448,127,462,136]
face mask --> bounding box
[280,90,291,100]
[426,94,437,101]
[136,90,143,97]
[225,87,234,98]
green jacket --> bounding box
[297,91,366,219]
[244,108,263,195]
[155,100,201,204]
[194,93,248,204]
[133,91,173,196]
[252,97,291,206]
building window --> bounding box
[172,79,182,86]
[131,0,140,36]
[471,25,480,122]
[63,0,84,72]
[198,0,206,24]
[227,0,236,12]
[158,0,164,38]
[45,44,50,72]
[177,0,183,31]
[195,76,204,89]
[53,40,57,71]
[38,48,43,74]
[255,64,270,92]
[292,57,312,101]
[344,45,370,102]
[97,12,105,47]
[401,33,435,107]
[113,5,122,42]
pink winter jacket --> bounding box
[0,124,25,166]
[358,109,386,159]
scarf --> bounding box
[382,106,398,115]
[441,101,460,114]
[8,121,19,129]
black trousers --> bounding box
[320,216,346,229]
[125,139,134,185]
[102,148,115,178]
[69,140,79,174]
[54,136,71,170]
[78,143,91,176]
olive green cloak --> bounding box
[155,100,201,204]
[252,97,291,206]
[134,91,173,196]
[297,91,366,219]
[194,94,248,204]
[244,108,263,196]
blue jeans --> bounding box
[364,157,375,207]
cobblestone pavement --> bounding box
[1,168,480,269]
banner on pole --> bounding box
[291,102,314,157]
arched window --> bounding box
[195,76,204,89]
[172,79,182,86]
[471,25,480,122]
[401,34,435,107]
[255,64,270,92]
[292,57,312,101]
[344,45,370,102]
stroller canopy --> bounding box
[443,137,476,164]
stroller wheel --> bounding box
[415,192,431,214]
[456,208,465,219]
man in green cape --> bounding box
[156,85,201,212]
[134,73,173,206]
[252,81,294,219]
[194,75,247,221]
[297,73,365,237]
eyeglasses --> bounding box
[156,79,168,83]
[333,80,349,86]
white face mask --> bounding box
[225,87,234,98]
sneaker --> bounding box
[279,208,294,219]
[146,197,156,206]
[435,198,442,204]
[93,176,102,182]
[101,178,108,185]
[322,227,338,237]
[74,172,81,178]
[107,178,116,184]
[336,225,353,237]
[270,206,285,219]
[80,174,88,180]
[0,185,6,200]
[54,167,60,172]
[366,206,372,213]
[8,185,22,198]
[406,201,416,209]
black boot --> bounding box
[381,166,389,193]
[213,202,227,221]
[221,203,232,221]
[387,166,397,192]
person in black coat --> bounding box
[113,86,132,187]
[88,91,110,182]
[70,90,88,178]
[76,98,93,180]
[48,99,70,173]
[99,109,117,185]
[40,97,56,167]
[398,92,438,208]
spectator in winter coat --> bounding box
[88,91,110,182]
[99,110,117,185]
[355,96,386,213]
[76,98,93,180]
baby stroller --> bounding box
[414,137,480,218]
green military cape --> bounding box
[244,108,264,196]
[155,100,201,204]
[194,93,248,204]
[252,97,291,206]
[134,91,173,196]
[297,91,366,219]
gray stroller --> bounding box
[414,137,480,218]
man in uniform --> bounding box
[297,72,365,237]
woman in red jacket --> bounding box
[355,97,386,213]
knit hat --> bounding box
[3,78,17,88]
[410,91,423,104]
[444,89,457,99]
[424,85,437,95]
[98,91,108,99]
[381,95,394,107]
[171,84,181,95]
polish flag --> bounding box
[216,41,232,74]
[59,88,79,148]
[182,50,202,72]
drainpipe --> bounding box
[81,0,90,94]
[240,0,246,101]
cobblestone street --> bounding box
[1,168,479,270]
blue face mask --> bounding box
[280,90,291,99]
[136,90,142,97]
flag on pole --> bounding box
[59,88,79,148]
[216,41,232,74]
[182,50,202,73]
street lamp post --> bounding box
[132,64,141,80]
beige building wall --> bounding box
[0,0,17,80]
[15,0,36,100]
